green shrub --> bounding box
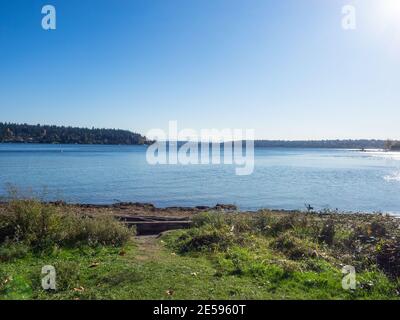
[253,213,303,237]
[173,212,254,253]
[0,200,62,249]
[226,214,253,233]
[59,215,134,247]
[0,242,29,262]
[0,200,134,250]
[252,213,276,235]
[272,231,318,260]
[192,212,228,229]
[174,224,236,253]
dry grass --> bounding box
[0,200,134,251]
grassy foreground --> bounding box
[1,200,400,299]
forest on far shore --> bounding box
[0,122,150,145]
[253,139,386,149]
[1,122,399,150]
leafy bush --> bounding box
[0,200,62,249]
[0,242,29,262]
[272,231,318,260]
[225,214,253,233]
[252,213,277,235]
[170,212,253,253]
[192,212,228,229]
[253,213,307,237]
[173,224,236,253]
[0,200,134,250]
[168,210,400,284]
[59,215,134,247]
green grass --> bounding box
[0,236,397,300]
[1,202,400,300]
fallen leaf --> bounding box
[73,286,85,292]
[3,276,12,284]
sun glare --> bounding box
[378,0,400,26]
[364,0,400,51]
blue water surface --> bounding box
[0,144,399,213]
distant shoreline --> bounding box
[0,122,152,145]
[0,140,394,150]
[1,121,397,149]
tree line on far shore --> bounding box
[1,122,399,150]
[253,139,387,149]
[0,122,151,145]
[384,140,400,151]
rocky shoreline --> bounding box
[48,201,239,217]
[0,200,236,212]
[1,200,398,219]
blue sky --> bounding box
[0,0,399,140]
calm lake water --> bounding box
[0,144,400,214]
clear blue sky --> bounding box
[0,0,399,140]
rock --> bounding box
[214,204,237,211]
[195,206,210,210]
